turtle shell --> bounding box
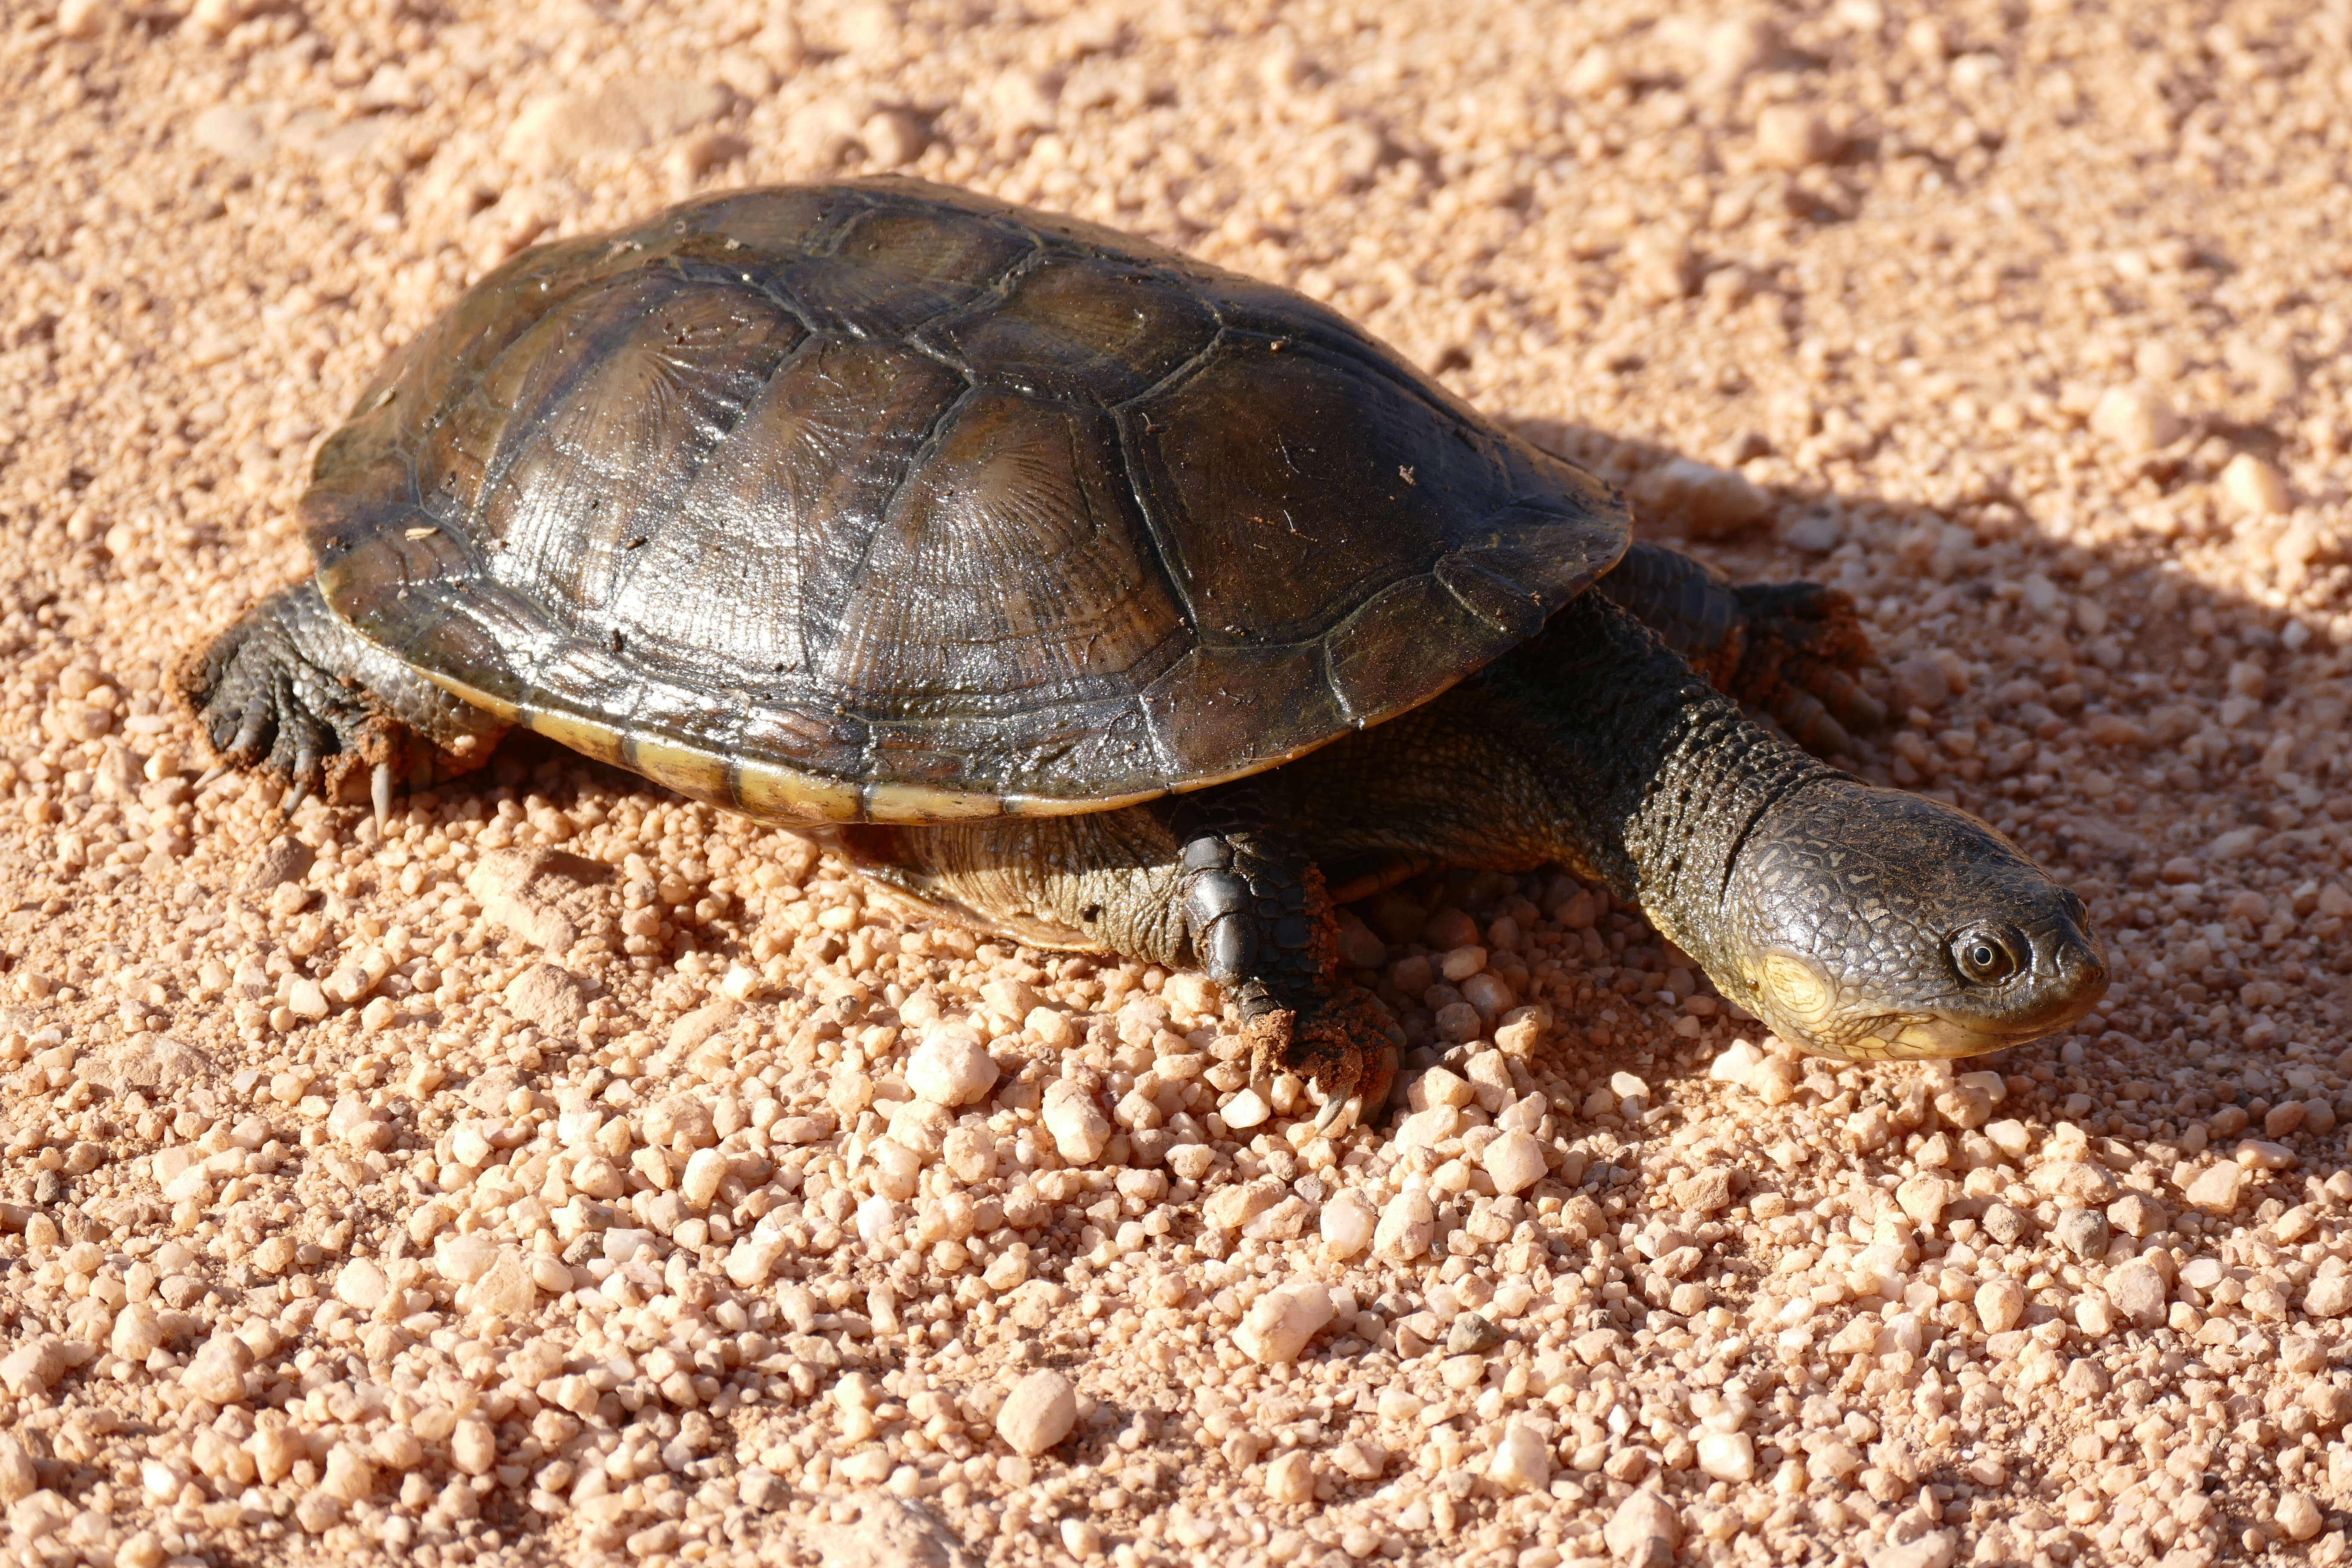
[304,178,1628,823]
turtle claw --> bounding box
[194,762,232,790]
[1237,983,1401,1131]
[371,762,395,829]
[225,704,270,765]
[280,744,325,816]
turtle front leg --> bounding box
[182,578,508,817]
[1167,794,1400,1124]
[823,797,1401,1127]
[1597,541,1887,754]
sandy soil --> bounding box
[4,1,2352,1566]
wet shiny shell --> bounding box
[305,178,1629,823]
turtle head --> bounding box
[1713,781,2108,1060]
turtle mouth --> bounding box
[1742,936,2111,1062]
[1819,1010,2064,1062]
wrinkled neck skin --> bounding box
[1482,596,1838,996]
[1476,595,2107,1059]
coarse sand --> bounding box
[4,2,2352,1566]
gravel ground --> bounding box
[4,2,2352,1567]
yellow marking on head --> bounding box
[863,782,1007,822]
[527,709,629,768]
[734,758,864,824]
[1758,952,1837,1028]
[1895,1020,2005,1058]
[625,735,730,807]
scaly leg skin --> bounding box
[1597,541,1887,754]
[181,578,509,818]
[818,800,1403,1129]
[1166,793,1398,1124]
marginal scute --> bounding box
[863,783,1007,821]
[668,184,859,257]
[1435,554,1553,640]
[1320,573,1504,727]
[524,709,630,770]
[622,735,730,807]
[1140,643,1344,778]
[732,757,864,824]
[786,202,1033,335]
[419,668,522,724]
[308,178,1629,821]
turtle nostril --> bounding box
[2065,940,2111,994]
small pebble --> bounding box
[181,1334,253,1404]
[907,1026,999,1106]
[1604,1489,1684,1565]
[996,1370,1077,1457]
[1481,1129,1547,1195]
[1446,1312,1503,1355]
[1374,1190,1436,1262]
[1263,1450,1314,1504]
[1974,1277,2025,1334]
[2105,1260,2170,1327]
[2220,452,2290,516]
[1485,1421,1551,1493]
[1220,1087,1271,1130]
[451,1418,498,1476]
[0,1437,36,1503]
[2052,1207,2110,1260]
[2185,1162,2247,1212]
[1696,1430,1755,1482]
[1235,1280,1334,1365]
[1041,1080,1111,1162]
[2089,383,2181,452]
[1320,1191,1377,1260]
[57,0,111,38]
[2277,1492,2324,1542]
[1755,106,1836,167]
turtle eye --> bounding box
[1952,927,2024,984]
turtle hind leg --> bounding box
[182,578,508,817]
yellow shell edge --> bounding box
[623,735,732,808]
[734,757,864,824]
[862,783,1007,821]
[404,671,1239,824]
[526,708,629,769]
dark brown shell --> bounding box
[305,178,1627,822]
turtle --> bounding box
[185,177,2109,1124]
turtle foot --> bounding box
[1241,983,1404,1132]
[183,579,506,820]
[1729,580,1887,755]
[183,582,392,814]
